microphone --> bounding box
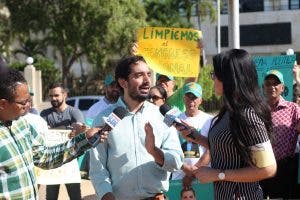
[88,106,128,147]
[159,104,197,140]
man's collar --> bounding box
[117,97,147,114]
[0,120,12,127]
[275,96,289,108]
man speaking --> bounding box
[90,55,184,200]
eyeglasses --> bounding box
[148,95,164,101]
[210,71,216,80]
[13,98,32,106]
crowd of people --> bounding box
[1,42,300,200]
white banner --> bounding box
[35,129,81,184]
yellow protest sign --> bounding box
[137,27,202,77]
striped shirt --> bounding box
[209,108,270,200]
[0,117,90,200]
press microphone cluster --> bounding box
[88,106,128,147]
[159,104,197,140]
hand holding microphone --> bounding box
[159,104,198,140]
[159,104,209,148]
[87,106,128,147]
[69,122,87,138]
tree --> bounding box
[5,0,147,87]
[179,0,217,25]
[0,4,11,59]
[10,56,60,99]
[143,0,217,28]
[143,0,192,27]
[13,38,46,58]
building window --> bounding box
[219,22,292,47]
[221,0,299,13]
[240,0,264,12]
[221,0,264,14]
[289,0,300,9]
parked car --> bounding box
[66,95,103,118]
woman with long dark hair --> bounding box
[179,49,277,199]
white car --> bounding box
[66,95,103,117]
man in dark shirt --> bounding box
[41,82,84,200]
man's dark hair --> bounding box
[48,82,67,93]
[114,55,146,92]
[180,187,196,198]
[0,68,27,102]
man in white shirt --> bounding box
[90,55,183,200]
[81,74,120,179]
[172,82,212,182]
[85,74,120,123]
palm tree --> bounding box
[13,37,46,59]
[179,0,217,28]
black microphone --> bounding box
[88,106,128,147]
[159,104,197,140]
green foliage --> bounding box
[197,0,218,23]
[13,38,46,58]
[9,62,26,71]
[198,65,222,113]
[198,64,214,100]
[0,4,11,57]
[143,0,217,28]
[5,0,147,87]
[174,65,222,113]
[174,65,214,101]
[9,56,60,99]
[143,0,192,28]
[2,0,218,98]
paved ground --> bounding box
[38,180,98,200]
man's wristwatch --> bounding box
[218,170,226,180]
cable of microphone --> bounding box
[88,106,128,147]
[159,104,198,140]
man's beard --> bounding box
[51,100,64,108]
[128,90,148,102]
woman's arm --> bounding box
[194,163,276,183]
[194,150,210,167]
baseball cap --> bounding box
[183,82,202,97]
[104,74,115,86]
[156,73,174,81]
[264,70,284,84]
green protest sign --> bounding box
[166,180,214,200]
[253,54,296,101]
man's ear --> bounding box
[0,99,8,110]
[280,84,285,93]
[198,98,202,105]
[118,78,127,89]
[62,91,68,99]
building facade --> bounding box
[192,0,300,63]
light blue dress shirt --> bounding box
[90,98,184,200]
